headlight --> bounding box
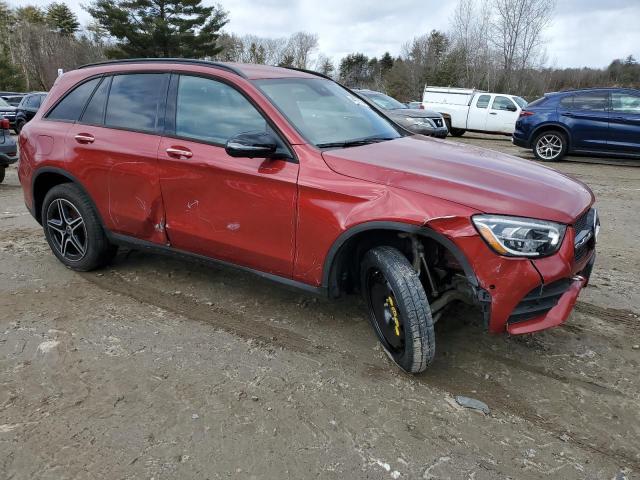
[411,118,435,127]
[472,214,566,257]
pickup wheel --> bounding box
[449,128,466,137]
[0,167,5,184]
[533,130,567,161]
[42,183,117,271]
[361,246,435,373]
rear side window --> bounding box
[476,95,490,108]
[105,74,168,133]
[559,96,573,109]
[47,78,100,121]
[611,93,640,114]
[175,75,267,144]
[572,93,608,111]
[81,77,111,125]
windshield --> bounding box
[255,78,401,147]
[361,91,407,110]
[0,98,10,107]
[513,96,528,108]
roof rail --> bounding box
[282,66,334,81]
[77,58,248,79]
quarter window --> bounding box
[492,96,516,111]
[105,74,168,133]
[476,95,491,109]
[81,77,111,125]
[47,78,100,121]
[175,75,267,144]
[611,93,640,114]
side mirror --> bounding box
[507,104,518,112]
[225,131,278,158]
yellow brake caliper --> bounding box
[386,296,401,336]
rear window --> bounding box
[105,74,168,133]
[527,96,548,107]
[47,79,100,121]
[476,95,491,108]
[572,92,608,111]
[81,77,111,125]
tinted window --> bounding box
[611,93,640,114]
[81,77,110,125]
[559,96,574,109]
[105,74,167,133]
[492,96,516,111]
[572,93,608,111]
[362,92,407,110]
[48,79,99,121]
[476,95,490,108]
[33,95,45,109]
[176,75,267,144]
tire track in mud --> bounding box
[79,272,319,355]
[575,301,639,329]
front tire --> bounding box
[42,183,116,271]
[0,167,5,184]
[533,130,567,162]
[361,246,435,373]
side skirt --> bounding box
[106,232,327,297]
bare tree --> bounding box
[285,32,318,69]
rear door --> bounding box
[557,92,609,150]
[608,91,640,153]
[466,94,491,131]
[64,73,169,243]
[485,95,519,133]
[157,73,299,277]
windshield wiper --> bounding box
[316,136,397,149]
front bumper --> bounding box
[410,125,449,138]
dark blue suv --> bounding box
[513,88,640,161]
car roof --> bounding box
[546,87,640,96]
[78,58,322,80]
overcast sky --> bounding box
[15,0,640,69]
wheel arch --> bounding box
[530,123,572,150]
[322,221,479,298]
[31,167,104,226]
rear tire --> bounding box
[533,130,567,162]
[14,119,25,135]
[361,246,435,373]
[42,183,117,271]
[0,167,5,184]
[449,128,466,137]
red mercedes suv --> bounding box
[18,60,598,373]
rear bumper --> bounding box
[511,134,530,148]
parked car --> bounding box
[355,89,448,138]
[513,87,640,162]
[423,86,528,136]
[406,101,424,110]
[0,96,17,129]
[1,94,25,107]
[0,117,18,183]
[19,60,597,373]
[14,92,47,134]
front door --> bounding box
[485,95,519,134]
[608,91,640,153]
[158,74,299,277]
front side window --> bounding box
[105,73,168,133]
[492,96,516,111]
[572,93,608,111]
[47,78,100,121]
[611,93,640,114]
[175,75,267,144]
[476,95,491,109]
[255,78,401,147]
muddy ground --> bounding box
[1,135,638,479]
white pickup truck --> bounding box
[422,87,527,137]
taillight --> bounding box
[519,110,534,117]
[0,118,9,129]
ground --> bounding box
[1,134,638,480]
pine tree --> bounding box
[46,2,80,36]
[86,0,229,59]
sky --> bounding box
[15,0,640,69]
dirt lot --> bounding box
[1,135,639,479]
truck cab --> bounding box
[423,87,527,136]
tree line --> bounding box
[0,0,638,101]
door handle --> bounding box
[74,133,94,144]
[489,112,497,115]
[166,147,193,158]
[561,112,575,118]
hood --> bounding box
[321,135,594,224]
[387,108,441,118]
